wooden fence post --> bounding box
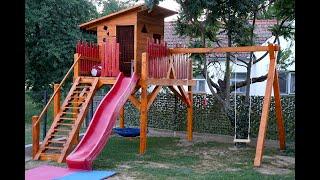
[74,53,80,80]
[32,115,40,159]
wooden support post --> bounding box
[74,53,80,80]
[32,116,40,159]
[273,69,286,150]
[187,58,193,141]
[120,106,125,128]
[140,52,148,154]
[254,45,277,167]
[53,84,60,118]
[187,86,193,141]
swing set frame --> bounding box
[170,44,285,167]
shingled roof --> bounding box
[164,19,277,60]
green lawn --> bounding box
[91,136,295,179]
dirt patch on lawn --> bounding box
[25,159,65,170]
[177,137,213,147]
[255,155,295,175]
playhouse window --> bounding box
[153,34,161,43]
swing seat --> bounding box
[113,127,140,137]
[233,138,251,143]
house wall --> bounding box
[95,11,138,68]
[92,11,165,76]
[136,12,165,75]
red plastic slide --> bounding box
[66,72,139,170]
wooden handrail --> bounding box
[169,45,279,54]
[33,55,82,127]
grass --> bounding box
[92,136,295,179]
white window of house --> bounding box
[278,72,288,94]
[193,79,207,93]
[289,72,295,94]
[231,72,247,94]
[278,71,295,95]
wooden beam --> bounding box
[53,84,61,119]
[177,85,192,107]
[147,86,162,110]
[32,116,40,159]
[128,95,141,111]
[140,52,148,154]
[119,106,125,128]
[273,69,286,150]
[132,85,141,95]
[169,45,279,54]
[254,44,277,167]
[98,77,117,87]
[187,57,193,141]
[168,86,187,105]
[146,78,196,86]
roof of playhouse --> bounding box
[79,3,177,31]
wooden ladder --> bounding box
[34,77,99,162]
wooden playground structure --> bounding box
[31,4,286,167]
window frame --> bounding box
[193,79,207,94]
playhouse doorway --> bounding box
[116,25,134,76]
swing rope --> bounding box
[233,54,252,143]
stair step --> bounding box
[61,112,77,115]
[54,129,71,132]
[76,86,91,88]
[45,146,63,150]
[69,96,86,100]
[48,140,66,144]
[51,134,66,137]
[39,153,60,161]
[57,123,74,126]
[69,101,84,104]
[60,117,77,120]
[64,107,81,109]
[72,91,89,94]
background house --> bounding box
[164,20,295,96]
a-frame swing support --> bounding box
[253,44,286,166]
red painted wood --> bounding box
[75,41,100,76]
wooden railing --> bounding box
[101,38,120,77]
[76,41,100,76]
[32,55,81,157]
[147,40,192,80]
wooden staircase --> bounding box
[34,77,99,163]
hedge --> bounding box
[92,91,295,142]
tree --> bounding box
[98,0,136,16]
[146,0,294,145]
[25,0,98,104]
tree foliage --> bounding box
[25,0,98,103]
[99,0,136,16]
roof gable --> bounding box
[80,4,177,30]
